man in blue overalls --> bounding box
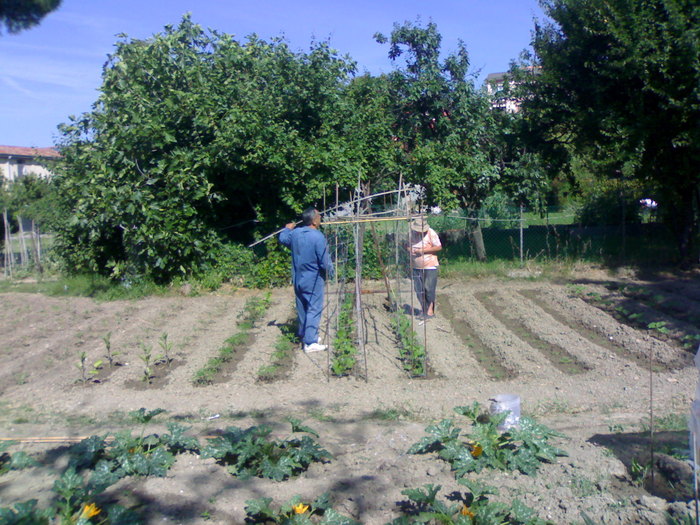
[279,207,334,353]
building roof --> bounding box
[0,145,61,158]
[486,72,507,83]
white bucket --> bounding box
[489,394,521,431]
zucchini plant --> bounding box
[390,481,546,525]
[245,492,360,524]
[201,418,331,481]
[408,403,567,477]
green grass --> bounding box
[367,405,415,421]
[640,413,686,432]
[0,273,167,300]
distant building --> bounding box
[0,145,60,183]
[485,67,541,113]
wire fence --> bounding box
[429,207,677,267]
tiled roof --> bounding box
[0,145,61,158]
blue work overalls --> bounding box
[279,226,333,345]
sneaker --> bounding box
[303,343,328,353]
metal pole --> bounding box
[520,204,524,266]
[420,207,428,378]
[323,189,330,381]
[694,433,699,525]
[649,343,655,491]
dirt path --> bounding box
[0,275,697,524]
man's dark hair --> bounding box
[302,207,318,226]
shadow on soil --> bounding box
[589,430,693,502]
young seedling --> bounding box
[158,332,174,367]
[139,343,158,383]
[76,351,103,384]
[102,331,121,367]
[647,321,670,335]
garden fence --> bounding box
[431,206,677,267]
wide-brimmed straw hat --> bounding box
[410,217,430,233]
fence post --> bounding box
[519,204,524,265]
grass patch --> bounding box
[640,413,686,432]
[367,406,415,422]
[0,273,167,300]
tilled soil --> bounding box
[0,272,697,524]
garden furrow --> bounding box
[475,290,590,375]
[517,288,658,371]
[440,294,517,381]
[652,277,700,303]
[233,289,298,386]
[100,295,235,387]
[141,293,253,388]
[0,295,138,395]
[535,285,688,370]
[440,287,558,378]
[496,289,611,372]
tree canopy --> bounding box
[376,20,499,212]
[520,0,700,259]
[0,0,61,34]
[54,16,359,282]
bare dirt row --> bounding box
[0,272,697,524]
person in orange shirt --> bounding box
[408,216,442,319]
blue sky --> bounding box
[0,0,546,147]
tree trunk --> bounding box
[469,223,487,261]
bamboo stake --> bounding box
[354,177,368,382]
[323,216,415,226]
[17,216,28,267]
[31,219,42,273]
[3,209,12,278]
[323,188,330,381]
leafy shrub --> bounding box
[201,419,331,481]
[0,441,37,475]
[408,403,567,477]
[391,481,546,525]
[575,187,641,226]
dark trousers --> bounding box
[412,268,438,313]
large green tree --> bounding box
[0,0,61,34]
[521,0,700,260]
[53,16,357,282]
[375,20,500,258]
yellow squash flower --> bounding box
[80,503,101,519]
[293,503,310,514]
[460,504,475,518]
[470,443,483,458]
